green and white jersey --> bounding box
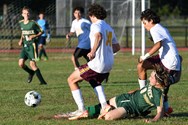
[19,20,43,45]
[116,84,163,116]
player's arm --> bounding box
[112,43,120,53]
[66,32,74,39]
[29,31,43,40]
[139,41,161,62]
[145,105,164,123]
[87,32,101,60]
[18,34,23,46]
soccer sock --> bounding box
[138,79,146,89]
[35,69,47,84]
[94,85,107,109]
[23,65,34,75]
[43,48,47,57]
[72,89,85,111]
[39,49,43,58]
[164,101,169,112]
[86,104,101,118]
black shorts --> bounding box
[73,47,90,58]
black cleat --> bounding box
[27,73,34,83]
[40,82,47,85]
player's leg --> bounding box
[29,60,47,85]
[104,107,127,120]
[38,36,48,61]
[82,48,91,62]
[72,48,82,70]
[67,68,88,120]
[137,55,160,89]
[29,43,47,85]
[19,49,35,83]
[163,55,182,115]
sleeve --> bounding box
[150,28,165,44]
[70,21,75,33]
[91,23,100,34]
[112,30,118,44]
[34,21,43,34]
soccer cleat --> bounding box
[40,82,47,85]
[36,58,41,61]
[44,56,48,61]
[53,112,75,119]
[27,73,34,83]
[68,110,88,120]
[164,107,173,117]
[98,104,113,119]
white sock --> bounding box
[138,79,146,89]
[94,85,107,109]
[71,89,85,111]
[164,101,169,112]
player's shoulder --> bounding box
[19,19,24,23]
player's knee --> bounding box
[137,63,143,71]
[104,114,114,120]
[18,61,24,68]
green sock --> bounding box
[23,65,34,75]
[35,69,47,84]
[86,104,101,118]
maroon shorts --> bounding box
[79,64,109,84]
[146,54,169,70]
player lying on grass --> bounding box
[54,64,169,123]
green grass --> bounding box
[0,51,188,125]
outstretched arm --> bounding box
[145,106,163,123]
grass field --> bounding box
[0,50,188,125]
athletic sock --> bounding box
[164,101,169,112]
[71,89,85,111]
[35,69,47,84]
[23,65,34,75]
[138,79,146,89]
[86,104,101,118]
[94,85,107,109]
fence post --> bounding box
[126,26,129,48]
[186,26,188,47]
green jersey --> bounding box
[19,20,43,45]
[19,20,43,61]
[116,84,163,116]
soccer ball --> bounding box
[24,91,41,107]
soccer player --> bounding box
[18,6,47,85]
[54,65,169,123]
[91,65,169,122]
[137,9,182,115]
[36,11,51,61]
[54,4,120,120]
[66,7,91,70]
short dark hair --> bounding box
[73,6,84,14]
[140,9,160,24]
[88,3,107,20]
[22,6,30,12]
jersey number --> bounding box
[106,31,112,46]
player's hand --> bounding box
[18,40,22,46]
[87,52,95,60]
[138,56,144,63]
[66,34,70,39]
[145,119,152,123]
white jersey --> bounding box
[88,20,118,73]
[150,24,180,71]
[70,18,91,49]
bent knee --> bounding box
[104,114,115,120]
